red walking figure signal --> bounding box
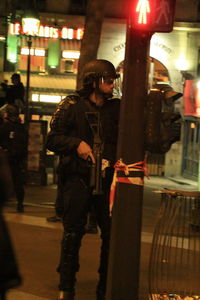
[136,0,151,24]
[131,0,177,33]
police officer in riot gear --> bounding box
[46,59,120,300]
[0,104,26,213]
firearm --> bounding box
[85,112,103,195]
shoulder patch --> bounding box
[59,94,80,109]
[50,94,80,130]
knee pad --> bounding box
[62,232,82,253]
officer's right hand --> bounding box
[77,141,95,163]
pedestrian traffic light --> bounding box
[145,85,183,153]
[130,0,177,33]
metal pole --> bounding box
[106,24,152,299]
[198,147,200,191]
[24,35,32,173]
[24,35,32,125]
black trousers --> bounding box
[58,169,112,293]
[0,291,6,300]
[10,164,24,206]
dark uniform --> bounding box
[6,73,25,111]
[46,91,120,299]
[0,105,26,212]
[0,148,22,299]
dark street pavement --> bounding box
[3,176,198,300]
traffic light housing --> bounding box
[130,0,177,33]
[145,85,183,154]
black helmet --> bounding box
[0,104,19,122]
[78,59,120,99]
[82,59,120,81]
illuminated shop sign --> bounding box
[9,23,84,40]
[21,48,45,56]
[62,51,80,59]
[32,93,66,103]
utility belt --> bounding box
[59,154,112,193]
[60,154,110,169]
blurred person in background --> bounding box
[0,80,8,108]
[0,147,22,299]
[0,104,26,213]
[2,73,24,112]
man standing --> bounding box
[0,104,26,212]
[46,59,120,300]
[6,73,25,111]
[0,148,22,299]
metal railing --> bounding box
[149,190,200,300]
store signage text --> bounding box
[9,23,84,40]
[152,41,172,55]
[113,42,125,52]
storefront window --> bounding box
[182,120,199,178]
[18,47,46,72]
[60,50,80,74]
[60,59,78,74]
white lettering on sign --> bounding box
[77,28,84,40]
[9,23,20,35]
[8,23,83,40]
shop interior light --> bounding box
[35,49,45,56]
[21,47,34,55]
[0,36,6,40]
[32,94,39,102]
[175,53,189,71]
[62,51,80,59]
[21,48,45,56]
[32,93,66,103]
[40,95,61,103]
